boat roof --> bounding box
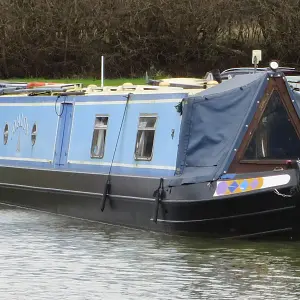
[168,71,300,186]
[0,81,212,97]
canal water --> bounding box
[0,204,300,300]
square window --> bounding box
[91,116,108,158]
[135,116,157,160]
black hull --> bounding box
[0,166,298,240]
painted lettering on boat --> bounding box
[12,114,29,136]
[213,174,291,197]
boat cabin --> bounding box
[0,85,206,179]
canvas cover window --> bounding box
[243,90,300,160]
[135,116,157,160]
[91,116,108,158]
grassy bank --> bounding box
[5,77,146,87]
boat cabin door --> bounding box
[54,101,74,167]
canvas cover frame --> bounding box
[228,77,300,173]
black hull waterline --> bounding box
[0,166,299,240]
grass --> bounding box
[5,77,147,87]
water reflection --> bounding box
[0,204,300,299]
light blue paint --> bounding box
[75,92,187,102]
[0,92,187,103]
[68,101,182,168]
[0,95,59,103]
[0,159,175,177]
[0,105,59,163]
[0,91,186,177]
[66,163,176,177]
[54,102,74,167]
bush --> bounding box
[0,0,299,78]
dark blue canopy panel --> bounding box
[287,84,300,116]
[168,72,270,186]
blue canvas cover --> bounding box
[168,72,271,186]
[286,82,300,116]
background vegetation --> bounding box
[1,0,300,79]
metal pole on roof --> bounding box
[252,50,261,73]
[101,56,104,88]
[254,56,258,73]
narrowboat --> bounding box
[1,62,300,240]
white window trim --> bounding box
[90,115,109,159]
[134,114,157,161]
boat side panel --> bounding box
[0,165,160,198]
[68,101,182,173]
[0,93,183,177]
[0,102,59,164]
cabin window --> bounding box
[243,90,300,160]
[135,115,157,160]
[31,123,37,146]
[3,123,8,145]
[90,116,108,158]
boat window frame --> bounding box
[228,77,300,173]
[134,114,158,161]
[90,115,109,159]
